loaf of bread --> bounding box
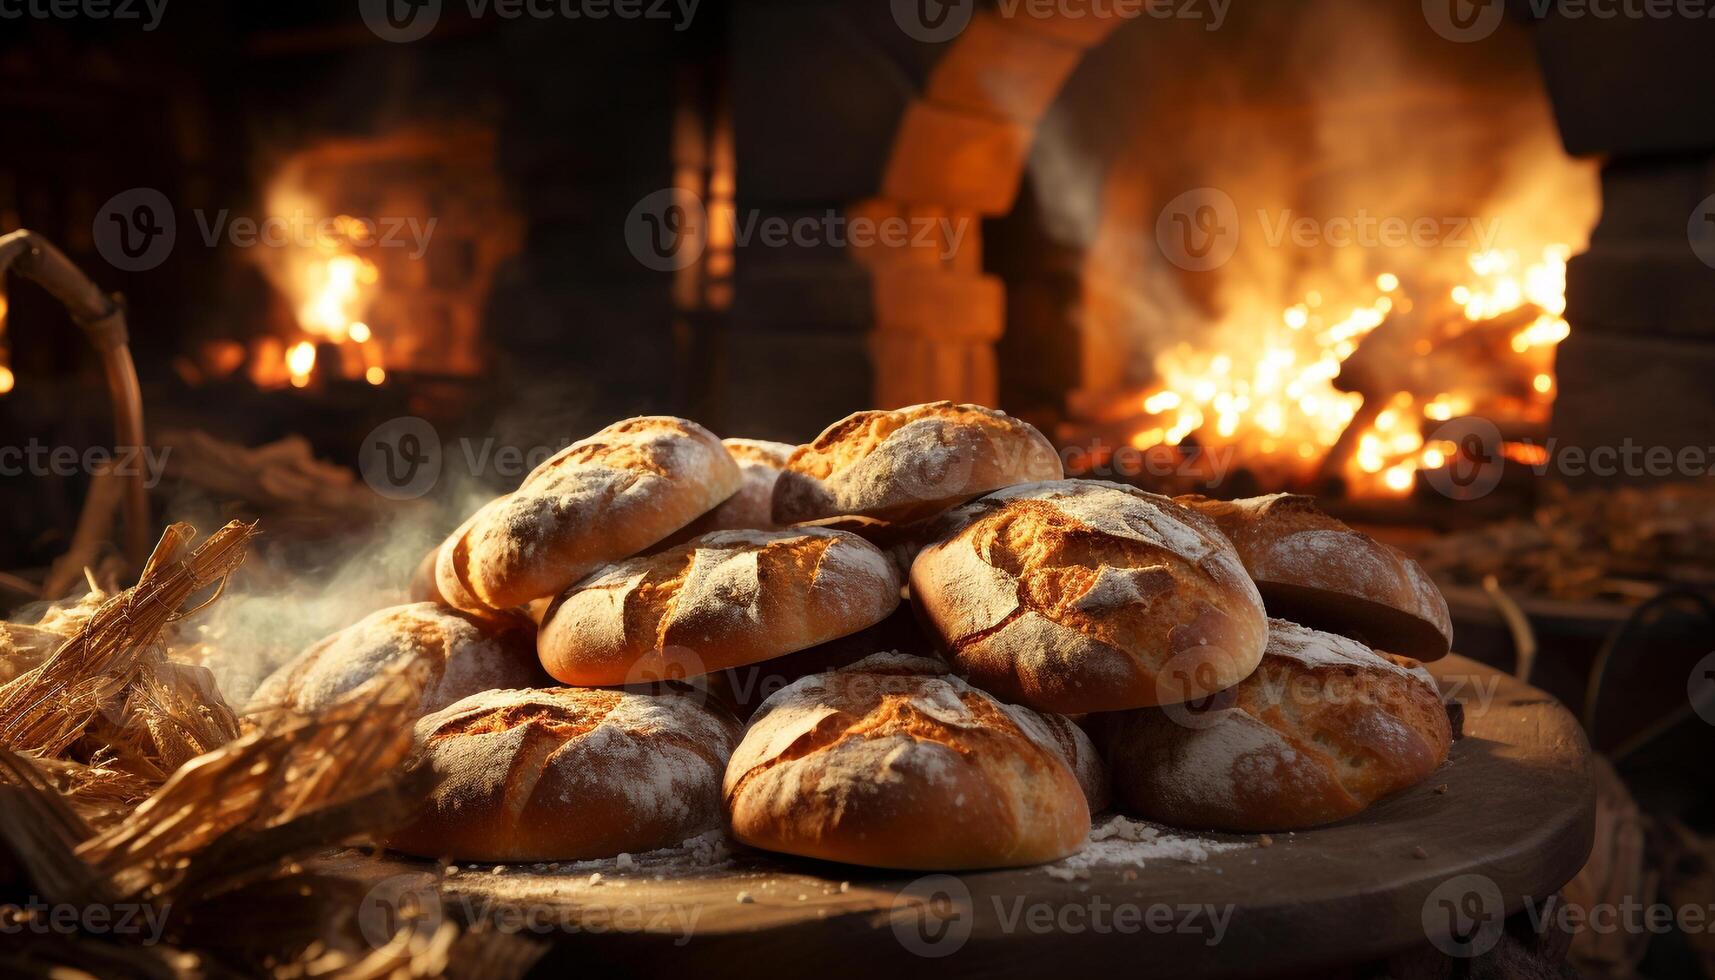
[1176,493,1453,660]
[657,438,794,547]
[724,653,1105,870]
[435,417,741,612]
[772,402,1063,526]
[910,480,1268,713]
[246,603,546,719]
[537,527,902,686]
[387,686,740,861]
[1100,619,1451,832]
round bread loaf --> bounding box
[387,686,740,862]
[1175,493,1453,660]
[910,480,1268,714]
[435,417,741,611]
[772,402,1063,526]
[1100,619,1452,832]
[538,527,902,686]
[724,653,1105,870]
[657,438,793,547]
[246,602,546,719]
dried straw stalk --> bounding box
[0,521,253,786]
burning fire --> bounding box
[1126,245,1572,496]
[247,161,389,389]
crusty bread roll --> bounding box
[657,438,793,547]
[537,527,902,686]
[724,653,1104,870]
[435,417,741,612]
[387,686,739,861]
[1100,619,1451,832]
[772,402,1063,525]
[246,603,546,719]
[910,480,1268,714]
[1175,493,1453,660]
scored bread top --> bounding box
[1103,619,1449,832]
[723,652,1101,869]
[538,527,903,685]
[910,480,1268,713]
[1176,493,1452,659]
[772,402,1063,525]
[246,602,546,718]
[438,417,741,611]
[389,685,740,862]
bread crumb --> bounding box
[491,865,506,875]
[838,881,850,893]
[736,891,755,904]
[1258,835,1274,848]
[588,873,605,886]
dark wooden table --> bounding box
[334,655,1595,979]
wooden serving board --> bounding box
[330,656,1594,979]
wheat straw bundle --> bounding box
[0,522,253,790]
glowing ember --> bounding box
[286,341,316,388]
[1127,244,1575,497]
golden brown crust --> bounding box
[386,686,740,862]
[723,654,1100,870]
[537,527,903,686]
[1175,494,1453,660]
[910,480,1268,713]
[772,402,1063,525]
[1100,619,1452,832]
[245,603,546,720]
[435,418,741,612]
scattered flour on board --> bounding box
[1045,816,1249,879]
[512,830,736,880]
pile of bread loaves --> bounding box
[250,403,1456,871]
